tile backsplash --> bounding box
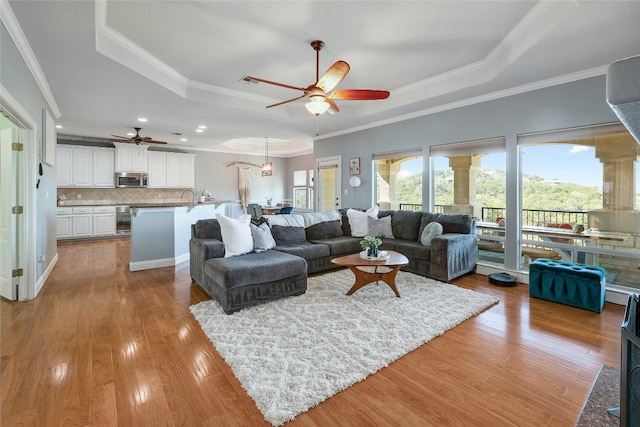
[57,188,195,205]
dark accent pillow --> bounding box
[270,225,307,245]
[194,219,222,241]
[306,220,343,241]
[251,217,268,227]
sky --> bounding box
[399,145,640,191]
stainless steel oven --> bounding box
[115,206,131,235]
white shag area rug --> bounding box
[190,269,499,426]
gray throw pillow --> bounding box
[250,222,276,253]
[305,220,343,241]
[420,222,443,247]
[367,216,394,238]
[270,225,307,245]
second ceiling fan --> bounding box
[246,40,390,116]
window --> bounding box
[519,124,640,288]
[373,149,422,211]
[293,169,314,210]
[431,138,506,267]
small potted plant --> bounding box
[199,189,208,203]
[360,235,382,258]
[266,197,273,206]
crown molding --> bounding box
[0,0,61,118]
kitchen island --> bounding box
[129,200,236,271]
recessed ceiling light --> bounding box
[180,138,187,142]
[55,124,63,129]
[137,117,147,122]
[196,129,204,133]
[198,125,207,129]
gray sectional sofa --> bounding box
[189,209,478,313]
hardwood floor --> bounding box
[1,238,625,426]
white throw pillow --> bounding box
[216,213,254,257]
[347,206,379,237]
[420,222,443,247]
[250,222,276,253]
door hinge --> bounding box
[12,142,24,151]
[12,206,24,214]
[12,268,23,277]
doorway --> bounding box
[316,156,341,212]
[1,90,36,301]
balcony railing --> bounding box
[398,204,588,226]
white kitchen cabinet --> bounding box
[147,151,167,188]
[179,154,195,188]
[166,154,181,187]
[114,143,148,173]
[56,207,73,238]
[92,148,115,187]
[147,152,195,188]
[57,146,115,188]
[92,206,116,236]
[71,207,93,237]
[72,147,93,187]
[57,206,117,239]
[56,146,73,186]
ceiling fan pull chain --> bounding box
[316,115,320,136]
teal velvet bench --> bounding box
[529,258,606,313]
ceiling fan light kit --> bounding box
[247,40,389,117]
[305,100,330,115]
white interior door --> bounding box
[316,156,341,212]
[0,125,19,300]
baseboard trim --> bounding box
[129,252,189,272]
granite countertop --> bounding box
[58,199,227,208]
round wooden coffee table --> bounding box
[331,250,409,297]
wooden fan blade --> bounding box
[245,76,306,92]
[326,98,339,115]
[316,61,350,92]
[328,89,390,100]
[266,94,306,108]
[147,140,168,145]
[111,135,130,139]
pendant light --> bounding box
[261,137,272,176]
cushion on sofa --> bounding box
[305,220,343,241]
[194,219,223,241]
[250,222,276,253]
[215,214,254,257]
[433,213,474,234]
[271,225,307,245]
[309,235,362,256]
[273,242,331,260]
[391,210,423,240]
[396,241,431,261]
[367,215,394,238]
[421,222,443,246]
[347,206,379,237]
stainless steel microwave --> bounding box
[115,172,148,188]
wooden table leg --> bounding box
[345,265,402,297]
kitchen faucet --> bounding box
[180,189,195,204]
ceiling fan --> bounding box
[246,40,390,116]
[111,127,167,145]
